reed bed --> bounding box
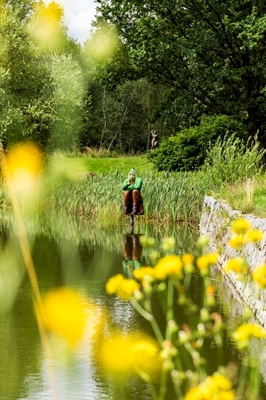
[42,170,209,225]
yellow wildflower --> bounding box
[3,142,42,196]
[106,274,140,300]
[246,229,264,243]
[41,287,86,346]
[252,265,266,288]
[231,218,251,235]
[182,253,195,273]
[196,253,219,276]
[224,257,246,274]
[106,274,124,295]
[133,267,155,282]
[154,255,183,280]
[30,2,64,51]
[206,285,215,295]
[182,253,194,266]
[228,234,245,250]
[185,373,234,400]
[233,323,266,349]
[99,332,161,378]
[117,278,140,300]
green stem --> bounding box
[249,356,261,399]
[134,366,159,400]
[171,371,184,400]
[236,359,247,400]
[159,369,167,400]
[166,279,174,340]
[131,298,164,343]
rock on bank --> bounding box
[199,195,266,326]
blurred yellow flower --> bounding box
[185,373,234,400]
[206,285,215,295]
[117,279,140,300]
[3,142,42,194]
[182,253,195,273]
[228,234,245,250]
[231,218,251,235]
[133,267,155,282]
[99,332,161,379]
[41,287,86,346]
[154,255,183,280]
[29,2,64,50]
[233,323,266,349]
[196,253,219,275]
[106,274,124,295]
[182,253,194,266]
[224,257,246,274]
[252,265,266,288]
[106,274,140,300]
[246,229,264,243]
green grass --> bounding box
[56,155,154,175]
[2,150,266,224]
[206,173,266,218]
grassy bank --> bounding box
[1,137,265,225]
[0,154,211,225]
[49,147,266,222]
[45,169,208,224]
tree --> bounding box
[0,0,85,150]
[80,27,171,153]
[48,53,86,151]
[0,0,53,147]
[78,77,169,153]
[95,0,266,148]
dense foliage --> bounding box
[2,0,266,170]
[0,0,85,150]
[148,115,248,171]
[95,0,266,147]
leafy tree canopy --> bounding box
[95,0,266,144]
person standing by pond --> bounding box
[122,167,144,215]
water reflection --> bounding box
[1,217,266,399]
[122,234,143,274]
[2,220,196,400]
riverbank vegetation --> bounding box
[2,1,266,400]
[0,134,264,226]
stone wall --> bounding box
[199,195,266,326]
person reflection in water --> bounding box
[122,234,143,274]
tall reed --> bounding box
[41,171,208,225]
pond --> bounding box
[0,216,266,400]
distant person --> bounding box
[122,167,144,215]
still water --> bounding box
[0,216,266,399]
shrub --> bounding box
[148,115,248,171]
[201,134,265,187]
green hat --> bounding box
[129,167,137,174]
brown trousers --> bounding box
[123,190,144,215]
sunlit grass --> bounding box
[1,140,266,399]
[42,170,207,224]
[58,154,154,175]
